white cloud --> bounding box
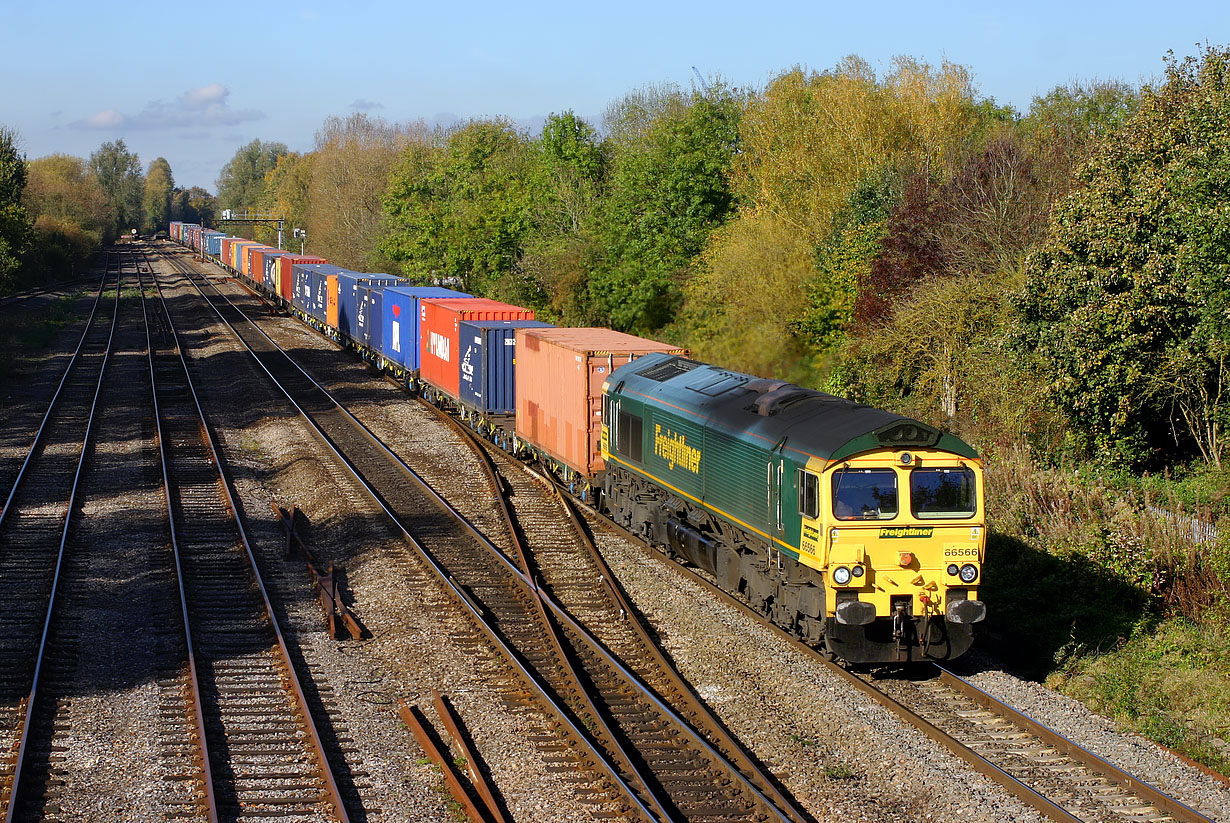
[349,99,385,111]
[82,109,126,128]
[181,83,228,108]
[70,83,264,131]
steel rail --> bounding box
[424,407,678,821]
[138,260,219,823]
[934,665,1218,823]
[157,248,660,823]
[3,263,123,823]
[167,250,804,823]
[0,273,99,311]
[0,261,111,527]
[431,403,812,823]
[148,252,352,823]
[565,486,1223,823]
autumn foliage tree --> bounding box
[307,114,419,270]
[23,153,111,280]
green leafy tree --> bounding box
[216,139,287,214]
[519,110,606,318]
[171,186,217,227]
[1020,80,1140,196]
[88,139,142,240]
[0,126,33,289]
[143,157,174,233]
[588,84,743,332]
[1017,46,1230,466]
[383,119,535,293]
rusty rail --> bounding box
[271,503,363,640]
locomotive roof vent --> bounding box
[636,356,702,382]
[686,370,749,396]
[748,384,814,416]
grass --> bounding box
[1047,617,1230,774]
[981,445,1230,771]
[823,763,858,780]
[0,293,85,385]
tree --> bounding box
[518,111,606,318]
[25,154,110,235]
[1017,46,1230,466]
[587,84,743,332]
[308,114,417,270]
[267,152,313,250]
[88,139,142,240]
[23,154,110,279]
[216,139,287,213]
[680,57,990,380]
[1020,79,1140,199]
[0,126,33,289]
[383,118,535,293]
[143,157,174,233]
[171,186,217,227]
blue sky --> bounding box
[1,1,1225,192]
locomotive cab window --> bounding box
[797,469,819,519]
[910,467,976,519]
[832,468,898,521]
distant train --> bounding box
[169,221,986,664]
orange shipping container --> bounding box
[515,328,687,478]
[326,275,340,329]
[244,245,274,281]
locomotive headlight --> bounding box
[959,563,979,584]
[851,565,864,578]
[832,566,852,586]
[947,564,959,576]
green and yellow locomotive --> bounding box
[600,353,986,664]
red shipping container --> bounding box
[419,298,535,397]
[276,255,326,301]
[515,328,687,478]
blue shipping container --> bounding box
[457,319,554,413]
[293,264,348,323]
[204,232,228,257]
[381,286,472,370]
[347,274,400,348]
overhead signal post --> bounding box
[218,208,287,250]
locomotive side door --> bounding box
[766,440,787,550]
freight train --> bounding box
[169,221,986,664]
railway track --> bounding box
[426,403,812,822]
[142,253,351,822]
[162,241,1226,823]
[0,248,126,820]
[560,494,1222,823]
[154,246,811,822]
